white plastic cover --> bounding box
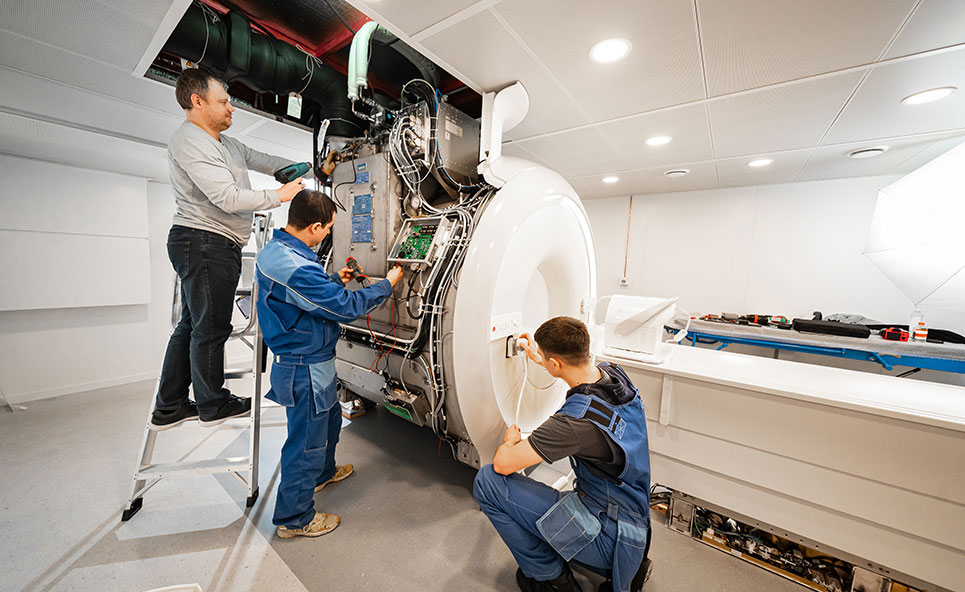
[452,158,596,464]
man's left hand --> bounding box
[504,424,521,446]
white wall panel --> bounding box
[0,154,148,237]
[584,196,638,293]
[0,230,151,311]
[584,175,965,335]
[0,305,155,402]
[0,157,157,401]
[0,155,151,311]
[639,187,756,314]
[745,177,903,320]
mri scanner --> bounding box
[323,80,964,591]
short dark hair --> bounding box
[534,316,591,366]
[175,68,218,110]
[288,189,337,229]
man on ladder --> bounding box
[149,67,312,430]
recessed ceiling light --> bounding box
[848,146,890,159]
[602,176,620,183]
[664,169,689,177]
[589,38,632,64]
[900,87,957,105]
[646,135,672,146]
[747,159,774,167]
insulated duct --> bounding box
[347,22,439,102]
[162,2,358,136]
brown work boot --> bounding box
[276,512,340,539]
[314,464,354,492]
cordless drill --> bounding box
[273,162,311,184]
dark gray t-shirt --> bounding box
[528,369,627,482]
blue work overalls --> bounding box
[255,229,392,528]
[474,363,652,592]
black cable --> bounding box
[331,151,358,211]
[405,271,424,320]
[312,105,322,179]
[321,0,356,34]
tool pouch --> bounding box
[536,492,602,561]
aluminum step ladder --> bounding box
[122,214,272,521]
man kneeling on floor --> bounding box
[256,189,402,538]
[474,317,654,592]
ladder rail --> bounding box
[123,214,271,521]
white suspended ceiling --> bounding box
[351,0,965,197]
[0,0,963,197]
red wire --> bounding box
[372,286,398,372]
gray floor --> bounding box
[1,379,805,592]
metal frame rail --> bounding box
[681,329,965,374]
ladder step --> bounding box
[138,457,250,479]
[224,368,253,379]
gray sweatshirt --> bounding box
[167,120,302,246]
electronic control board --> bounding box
[387,217,452,266]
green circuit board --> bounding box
[394,224,437,260]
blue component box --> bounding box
[352,214,373,243]
[353,193,373,215]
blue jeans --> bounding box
[474,465,617,580]
[273,365,341,528]
[156,226,241,416]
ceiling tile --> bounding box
[698,0,915,96]
[633,161,719,194]
[512,126,629,177]
[353,0,481,37]
[717,148,812,187]
[0,111,168,181]
[798,133,958,181]
[492,0,704,121]
[596,103,714,169]
[568,160,719,198]
[0,67,181,146]
[0,30,178,114]
[1,0,158,72]
[233,135,313,164]
[823,50,965,144]
[97,0,174,25]
[708,70,864,158]
[244,119,314,153]
[884,0,965,59]
[566,171,644,200]
[499,141,555,169]
[890,134,965,174]
[420,9,590,138]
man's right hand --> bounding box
[517,333,543,365]
[277,178,304,203]
[386,265,403,287]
